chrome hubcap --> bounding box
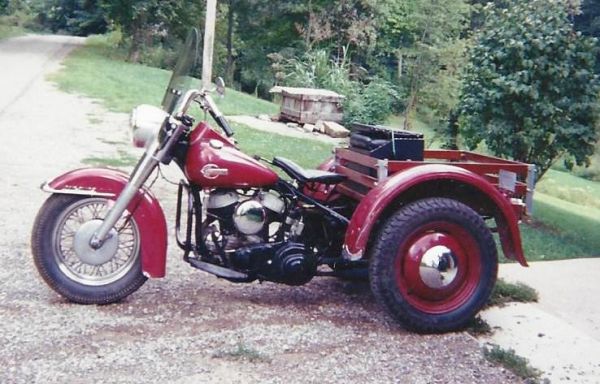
[73,220,119,265]
[419,245,459,289]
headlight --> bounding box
[130,104,169,148]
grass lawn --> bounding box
[233,123,333,169]
[51,35,279,116]
[522,192,600,258]
[0,25,25,40]
[54,34,599,263]
[515,168,600,261]
[385,114,443,148]
[537,169,600,210]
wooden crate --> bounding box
[271,87,345,124]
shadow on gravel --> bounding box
[90,276,388,331]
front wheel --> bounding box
[31,194,147,304]
[369,198,497,333]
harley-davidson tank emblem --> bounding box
[201,164,229,179]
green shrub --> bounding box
[488,279,538,307]
[279,49,398,126]
[484,345,541,381]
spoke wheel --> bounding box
[369,198,497,333]
[53,198,139,286]
[32,194,147,304]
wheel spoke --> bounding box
[53,198,140,286]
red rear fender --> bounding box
[343,164,527,266]
[45,168,168,278]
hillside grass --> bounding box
[385,114,443,148]
[537,169,600,210]
[53,34,599,262]
[524,192,600,258]
[233,123,333,169]
[0,24,25,40]
[50,34,279,116]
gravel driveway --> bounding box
[0,34,523,384]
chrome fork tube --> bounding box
[89,141,161,248]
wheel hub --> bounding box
[73,220,119,265]
[399,230,470,304]
[419,245,459,289]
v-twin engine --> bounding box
[203,189,315,285]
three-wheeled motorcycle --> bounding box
[32,29,534,333]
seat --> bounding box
[272,157,346,185]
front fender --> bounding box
[343,164,527,266]
[44,168,168,278]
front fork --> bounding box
[89,117,189,249]
[89,141,162,249]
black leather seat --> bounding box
[273,157,346,184]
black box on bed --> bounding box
[349,123,424,161]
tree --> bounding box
[0,0,8,15]
[375,0,470,130]
[575,0,600,73]
[102,0,202,62]
[37,0,107,36]
[458,0,600,181]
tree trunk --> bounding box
[225,0,235,85]
[403,93,416,130]
[397,51,403,79]
[128,13,146,63]
[444,110,459,150]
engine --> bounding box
[205,189,290,249]
[203,188,315,285]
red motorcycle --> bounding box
[32,29,534,333]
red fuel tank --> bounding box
[184,122,279,188]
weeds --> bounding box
[484,344,541,382]
[488,279,539,307]
[466,316,492,336]
[212,342,271,363]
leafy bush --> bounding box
[0,9,38,30]
[137,44,181,70]
[348,78,399,125]
[458,0,600,181]
[278,49,399,126]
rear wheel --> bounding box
[369,198,497,333]
[31,194,147,304]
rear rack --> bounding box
[334,148,536,214]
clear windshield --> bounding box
[161,28,202,114]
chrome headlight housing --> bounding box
[130,104,169,148]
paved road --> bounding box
[0,35,522,384]
[482,260,600,383]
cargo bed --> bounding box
[334,147,535,215]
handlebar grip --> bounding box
[215,115,235,137]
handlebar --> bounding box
[213,114,234,137]
[172,89,234,137]
[203,93,234,137]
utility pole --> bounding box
[202,0,217,89]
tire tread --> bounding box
[31,194,147,304]
[369,197,498,333]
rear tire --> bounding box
[31,194,147,304]
[369,198,497,333]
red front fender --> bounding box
[343,164,527,266]
[45,168,168,278]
